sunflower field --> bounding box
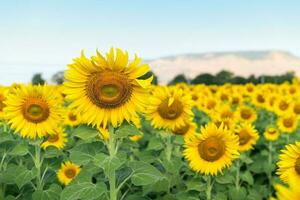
[1,48,300,200]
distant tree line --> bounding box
[31,70,294,85]
[168,70,295,85]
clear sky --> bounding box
[0,0,300,84]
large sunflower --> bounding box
[183,123,239,176]
[4,84,62,139]
[145,86,194,130]
[275,177,300,200]
[57,161,81,185]
[277,141,300,183]
[235,123,259,152]
[64,48,152,128]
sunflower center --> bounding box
[47,134,59,143]
[247,86,254,92]
[158,98,183,120]
[257,94,265,103]
[221,110,233,119]
[294,104,300,115]
[86,72,132,108]
[65,168,76,179]
[192,94,198,101]
[173,124,190,135]
[207,100,216,109]
[279,101,289,111]
[267,128,277,135]
[241,109,251,120]
[68,113,77,121]
[283,118,294,128]
[238,129,251,145]
[232,97,240,105]
[198,136,225,162]
[22,98,50,123]
[220,94,229,101]
[290,87,296,94]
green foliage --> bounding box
[32,73,46,85]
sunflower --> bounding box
[57,161,81,185]
[264,127,280,141]
[277,114,298,134]
[145,86,194,130]
[277,141,300,184]
[251,91,267,108]
[4,84,62,139]
[274,97,292,115]
[292,101,300,118]
[41,127,67,149]
[64,108,81,127]
[275,177,300,200]
[64,48,152,128]
[236,105,257,123]
[216,104,236,121]
[183,123,239,176]
[172,121,197,139]
[235,123,259,152]
[213,117,236,132]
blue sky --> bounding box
[0,0,300,83]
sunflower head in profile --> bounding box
[4,84,62,139]
[183,123,239,176]
[277,114,298,134]
[145,86,194,130]
[292,101,300,117]
[64,107,81,127]
[64,48,153,128]
[234,123,259,152]
[57,161,81,186]
[41,127,67,150]
[236,105,257,123]
[264,127,280,141]
[277,141,300,184]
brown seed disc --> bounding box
[158,98,183,120]
[173,124,190,135]
[47,134,59,143]
[283,118,294,128]
[198,136,225,162]
[22,98,50,123]
[86,72,132,109]
[241,109,252,120]
[237,129,251,145]
[65,168,76,179]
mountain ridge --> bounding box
[148,50,300,83]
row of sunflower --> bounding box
[0,48,300,200]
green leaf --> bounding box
[215,174,235,185]
[115,123,140,138]
[0,132,14,144]
[129,161,163,186]
[147,137,164,150]
[241,171,254,185]
[3,164,35,189]
[229,187,247,200]
[60,182,106,200]
[69,142,104,165]
[94,152,127,172]
[72,125,99,140]
[43,147,64,158]
[8,143,29,156]
[32,184,62,200]
[185,178,206,192]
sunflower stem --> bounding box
[235,159,240,190]
[34,144,43,191]
[206,176,213,200]
[108,125,117,200]
[165,134,172,162]
[286,134,290,144]
[268,141,273,194]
